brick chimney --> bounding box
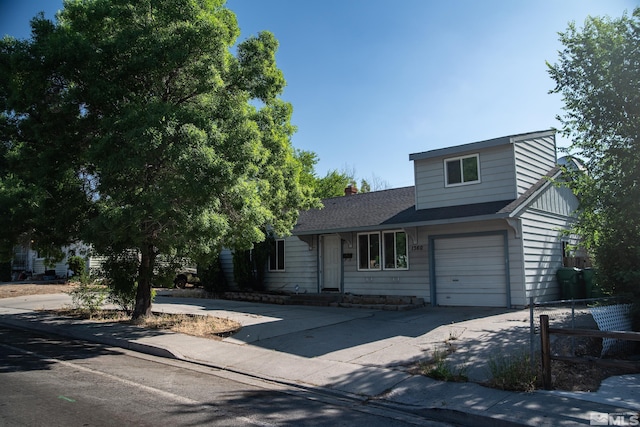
[344,184,358,196]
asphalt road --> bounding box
[0,326,450,427]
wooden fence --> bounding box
[562,256,591,268]
[539,314,640,389]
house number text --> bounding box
[411,245,424,251]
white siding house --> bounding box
[413,144,516,210]
[11,242,104,280]
[224,130,579,308]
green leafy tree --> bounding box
[294,152,356,198]
[0,0,318,318]
[314,169,356,198]
[548,8,640,300]
[294,152,391,198]
[0,16,89,265]
[359,179,371,193]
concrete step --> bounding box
[287,294,341,306]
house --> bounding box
[225,129,580,307]
[10,242,105,280]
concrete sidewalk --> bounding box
[0,292,638,426]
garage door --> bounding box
[434,234,507,307]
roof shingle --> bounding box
[293,186,415,234]
[293,186,515,235]
[293,164,563,235]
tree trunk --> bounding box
[132,244,155,319]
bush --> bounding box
[232,237,273,291]
[232,249,254,290]
[68,283,108,316]
[0,262,11,282]
[154,261,181,289]
[198,257,228,294]
[67,255,87,281]
[107,281,139,314]
[100,253,140,315]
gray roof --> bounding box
[293,187,516,235]
[293,187,416,235]
[409,129,555,162]
[293,165,564,236]
[498,166,562,215]
[384,199,515,226]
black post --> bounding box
[540,315,552,390]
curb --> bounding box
[0,315,520,427]
[0,315,180,360]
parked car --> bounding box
[174,268,200,288]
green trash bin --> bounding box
[581,268,603,298]
[556,267,584,299]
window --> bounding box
[445,154,480,186]
[358,233,380,270]
[383,231,408,270]
[269,239,285,271]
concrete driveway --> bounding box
[0,290,533,382]
[150,294,532,382]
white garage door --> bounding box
[434,234,507,307]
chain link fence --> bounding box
[528,296,630,368]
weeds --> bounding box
[417,330,469,382]
[486,349,538,392]
[421,346,469,382]
[68,283,108,317]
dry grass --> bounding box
[51,308,241,339]
[0,283,78,298]
[2,282,241,339]
[137,312,240,338]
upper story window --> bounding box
[358,232,380,270]
[445,154,480,187]
[269,239,285,271]
[383,231,408,270]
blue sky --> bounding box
[1,1,636,188]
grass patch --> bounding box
[420,346,469,382]
[486,350,537,392]
[415,331,469,382]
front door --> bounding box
[322,235,342,291]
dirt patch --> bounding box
[0,283,77,298]
[548,335,639,391]
[550,359,633,392]
[49,308,241,340]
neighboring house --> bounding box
[221,129,580,308]
[10,241,190,283]
[11,242,105,280]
